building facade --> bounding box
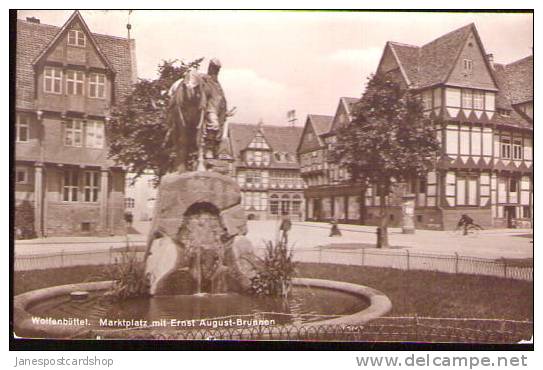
[14,11,138,237]
[298,102,369,224]
[299,24,533,230]
[228,123,305,221]
[124,171,158,222]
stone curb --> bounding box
[13,279,391,339]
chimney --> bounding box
[26,17,40,24]
[486,53,494,69]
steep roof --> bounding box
[493,55,533,106]
[229,123,303,169]
[16,16,136,110]
[387,24,498,90]
[340,97,359,115]
[307,114,334,136]
[384,24,531,130]
[326,96,359,135]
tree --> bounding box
[108,58,203,185]
[329,74,440,247]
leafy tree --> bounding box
[329,74,440,247]
[108,58,203,185]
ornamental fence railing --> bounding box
[85,317,533,343]
[13,244,532,281]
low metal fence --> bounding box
[293,247,533,281]
[14,246,146,271]
[88,317,533,343]
[14,245,532,281]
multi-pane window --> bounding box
[461,89,473,109]
[456,175,478,206]
[125,197,135,209]
[66,70,85,95]
[68,29,86,47]
[422,90,432,110]
[418,178,427,194]
[63,170,79,202]
[16,114,29,142]
[83,171,100,202]
[89,73,106,98]
[473,91,484,110]
[15,167,28,184]
[500,137,511,159]
[270,195,279,215]
[246,151,254,163]
[433,88,442,108]
[249,133,268,149]
[65,120,83,147]
[245,171,261,185]
[513,139,523,160]
[509,177,518,193]
[85,121,105,148]
[254,151,262,164]
[522,206,531,219]
[243,192,267,211]
[44,67,62,94]
[463,59,473,72]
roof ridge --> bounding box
[505,55,533,68]
[308,114,334,118]
[388,41,419,48]
[230,122,302,129]
[17,17,130,41]
[421,23,474,48]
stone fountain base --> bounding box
[144,171,258,296]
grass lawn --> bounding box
[496,257,533,268]
[296,263,532,321]
[14,262,532,321]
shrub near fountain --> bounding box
[13,171,392,339]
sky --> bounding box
[17,10,533,127]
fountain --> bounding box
[13,59,392,340]
[144,170,257,296]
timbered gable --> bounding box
[32,11,113,72]
[329,97,357,134]
[445,28,498,91]
[297,115,333,154]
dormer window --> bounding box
[463,59,473,72]
[66,70,84,95]
[497,109,511,117]
[68,29,86,47]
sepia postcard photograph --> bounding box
[10,9,533,349]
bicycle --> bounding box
[449,224,482,237]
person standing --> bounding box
[329,217,342,237]
[279,216,292,245]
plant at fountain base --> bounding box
[102,248,150,301]
[250,240,297,297]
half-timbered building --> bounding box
[15,11,137,237]
[298,23,533,230]
[228,123,304,221]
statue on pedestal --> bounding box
[145,59,256,296]
[165,58,235,172]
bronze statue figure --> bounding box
[165,58,235,172]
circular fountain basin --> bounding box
[13,278,391,339]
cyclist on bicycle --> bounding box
[456,214,483,235]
